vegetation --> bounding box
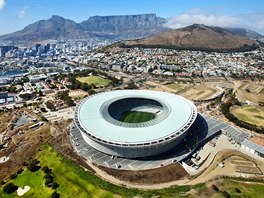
[27,159,41,172]
[119,111,156,123]
[124,81,138,89]
[221,92,264,134]
[231,105,264,127]
[120,43,259,53]
[1,144,264,197]
[56,69,121,92]
[2,183,18,194]
[45,101,56,111]
[77,76,112,87]
[56,92,74,107]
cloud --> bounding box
[165,9,264,35]
[165,9,242,29]
[0,0,5,10]
[18,6,29,18]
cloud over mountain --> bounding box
[165,9,264,35]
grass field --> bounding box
[119,111,155,123]
[231,105,264,127]
[166,83,187,92]
[76,76,112,87]
[217,179,264,198]
[0,145,118,198]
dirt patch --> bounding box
[0,110,14,133]
[96,163,188,184]
[250,135,264,147]
[49,120,95,173]
[236,80,264,105]
[180,84,219,100]
[188,149,264,185]
[0,109,50,180]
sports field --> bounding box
[119,111,155,123]
[76,76,112,87]
[231,105,264,127]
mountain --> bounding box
[225,27,264,40]
[0,14,168,43]
[120,24,260,52]
[79,14,168,40]
[1,15,97,42]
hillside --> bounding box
[0,14,168,43]
[120,24,260,52]
[1,15,97,42]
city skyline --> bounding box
[0,0,263,36]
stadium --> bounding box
[73,90,197,158]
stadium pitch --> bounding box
[119,111,156,123]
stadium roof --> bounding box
[77,90,197,144]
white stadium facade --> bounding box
[73,90,197,158]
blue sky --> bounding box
[0,0,263,35]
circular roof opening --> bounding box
[108,98,162,123]
[100,96,171,128]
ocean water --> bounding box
[0,70,29,77]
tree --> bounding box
[65,97,74,106]
[42,166,52,174]
[45,101,55,111]
[88,89,96,95]
[81,83,90,91]
[51,192,60,198]
[44,174,54,186]
[27,159,40,172]
[19,93,33,100]
[51,182,59,189]
[38,90,44,96]
[3,183,18,194]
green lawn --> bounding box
[77,76,112,87]
[222,180,264,198]
[0,145,118,198]
[119,111,155,123]
[231,105,264,127]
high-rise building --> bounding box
[0,46,17,57]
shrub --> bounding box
[10,173,17,179]
[222,191,231,198]
[44,174,54,187]
[234,187,241,193]
[211,184,219,191]
[17,168,23,174]
[27,159,41,172]
[42,166,52,174]
[3,183,18,194]
[51,182,59,189]
[51,191,60,198]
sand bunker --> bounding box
[17,186,30,196]
[0,156,9,163]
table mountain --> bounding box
[0,14,168,43]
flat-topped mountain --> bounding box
[0,14,168,42]
[120,24,260,52]
[80,14,167,38]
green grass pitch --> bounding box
[119,111,155,123]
